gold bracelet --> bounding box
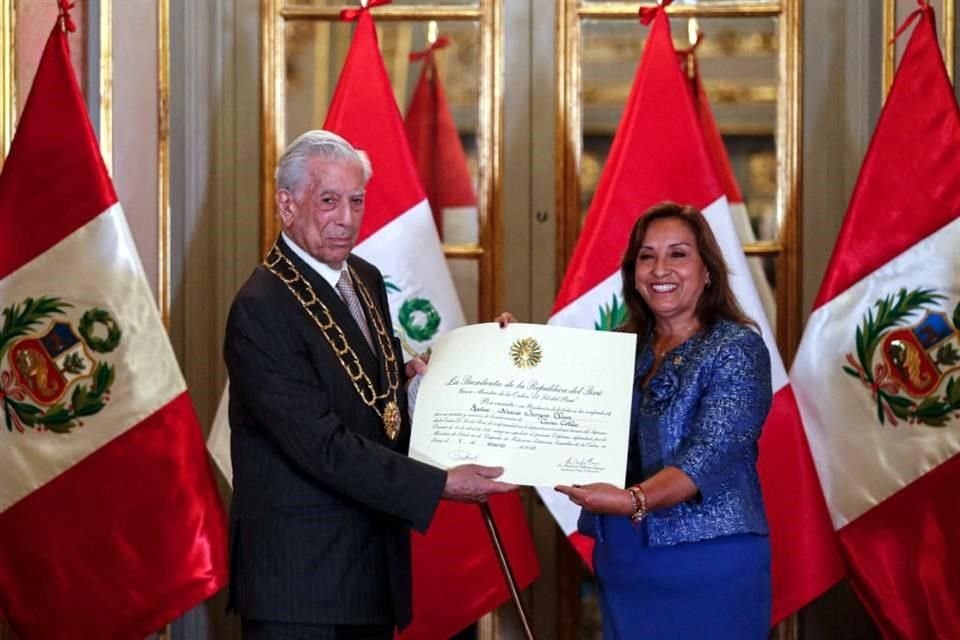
[627,485,648,523]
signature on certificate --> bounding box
[557,456,604,473]
[448,450,480,462]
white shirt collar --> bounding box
[280,232,345,290]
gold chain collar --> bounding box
[263,244,402,440]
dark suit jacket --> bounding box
[223,237,447,628]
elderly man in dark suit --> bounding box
[224,129,515,640]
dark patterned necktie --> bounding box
[336,269,375,352]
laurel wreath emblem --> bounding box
[79,308,122,353]
[842,287,960,427]
[398,298,441,342]
[384,276,444,358]
[595,293,628,331]
[510,337,542,369]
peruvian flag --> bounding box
[681,42,776,323]
[790,5,960,637]
[542,4,845,623]
[404,37,479,243]
[0,17,227,640]
[400,37,537,638]
[328,8,538,638]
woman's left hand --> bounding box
[404,356,428,379]
[555,482,633,516]
[495,311,517,327]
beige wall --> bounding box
[113,0,161,298]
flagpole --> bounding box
[479,503,535,640]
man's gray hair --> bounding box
[275,130,373,196]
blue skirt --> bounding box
[592,516,771,640]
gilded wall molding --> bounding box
[0,0,13,163]
[157,0,170,326]
[99,0,112,174]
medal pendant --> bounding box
[383,400,401,440]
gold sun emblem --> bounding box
[510,337,543,369]
[382,400,401,441]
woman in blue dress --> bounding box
[555,202,773,639]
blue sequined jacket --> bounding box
[580,319,772,546]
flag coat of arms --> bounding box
[543,5,845,622]
[790,5,960,637]
[0,18,227,640]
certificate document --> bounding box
[409,323,636,487]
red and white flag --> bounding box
[404,37,479,243]
[681,43,776,323]
[400,33,539,640]
[327,9,538,639]
[543,3,845,623]
[209,4,538,639]
[790,5,960,637]
[0,17,227,640]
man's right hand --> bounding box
[442,464,518,503]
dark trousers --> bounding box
[241,619,393,640]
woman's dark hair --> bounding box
[619,201,758,335]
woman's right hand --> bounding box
[495,311,517,327]
[555,483,634,516]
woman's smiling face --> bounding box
[633,217,709,323]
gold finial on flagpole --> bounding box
[685,17,699,79]
[427,20,439,46]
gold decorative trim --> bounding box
[946,0,955,83]
[444,244,485,258]
[478,0,502,321]
[0,0,13,163]
[280,6,481,21]
[261,0,282,255]
[779,0,802,361]
[99,0,113,174]
[578,2,782,19]
[882,0,896,97]
[555,0,580,285]
[743,241,783,256]
[157,0,170,326]
[582,83,777,106]
[587,122,776,137]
